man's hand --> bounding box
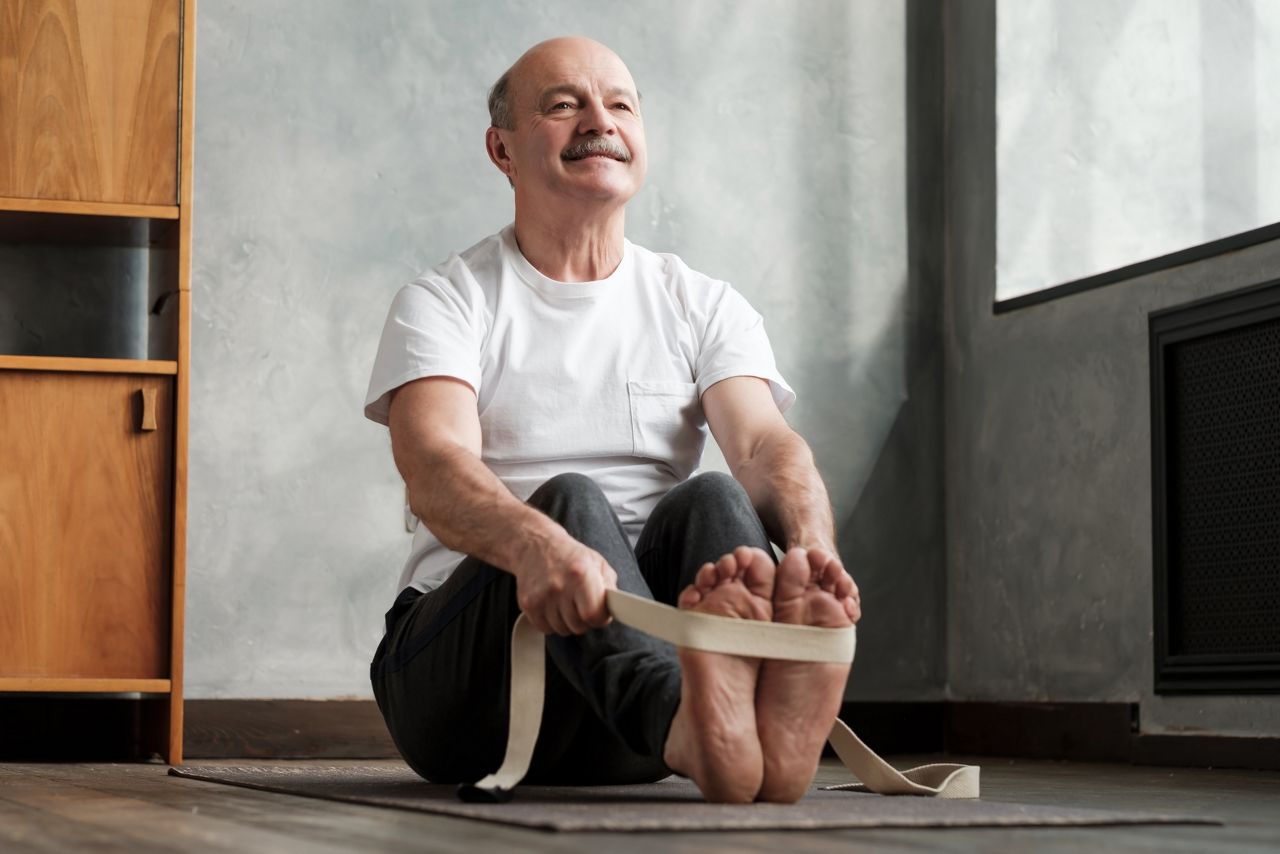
[798,545,861,624]
[511,534,618,635]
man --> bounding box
[364,36,861,804]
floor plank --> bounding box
[0,766,321,854]
[0,793,131,854]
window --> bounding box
[996,0,1280,303]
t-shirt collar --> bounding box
[501,224,632,299]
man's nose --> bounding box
[576,97,617,136]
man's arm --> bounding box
[702,376,860,619]
[388,376,616,635]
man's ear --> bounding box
[485,127,514,184]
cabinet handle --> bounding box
[138,388,158,431]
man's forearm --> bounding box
[734,429,836,552]
[403,442,565,573]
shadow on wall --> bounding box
[778,0,911,521]
[835,0,946,701]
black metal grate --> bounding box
[1152,281,1280,693]
[1167,318,1280,656]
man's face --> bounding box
[494,39,648,206]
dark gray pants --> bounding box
[369,471,773,785]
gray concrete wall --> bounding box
[180,0,942,699]
[944,0,1280,736]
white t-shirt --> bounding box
[364,225,795,593]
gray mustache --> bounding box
[562,137,632,162]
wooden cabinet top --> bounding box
[0,0,182,207]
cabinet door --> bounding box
[0,371,173,678]
[0,0,181,205]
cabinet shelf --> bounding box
[0,678,171,695]
[0,196,180,220]
[0,355,178,375]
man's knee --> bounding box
[528,472,613,525]
[530,472,606,505]
[674,471,751,510]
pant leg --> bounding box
[370,472,680,785]
[634,471,776,605]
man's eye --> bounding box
[613,103,632,111]
[551,102,575,110]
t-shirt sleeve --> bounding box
[694,283,796,413]
[363,277,484,426]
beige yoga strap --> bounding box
[457,589,979,802]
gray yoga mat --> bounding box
[169,765,1217,832]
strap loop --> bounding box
[463,590,979,801]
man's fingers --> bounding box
[546,609,571,636]
[558,598,588,635]
[579,598,610,630]
[527,601,555,635]
[583,601,612,629]
[573,570,611,630]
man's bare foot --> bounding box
[662,546,775,803]
[755,547,857,803]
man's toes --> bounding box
[694,561,718,591]
[715,553,738,581]
[774,547,810,599]
[732,546,776,601]
[819,561,844,592]
[834,573,854,599]
[679,584,702,609]
[732,545,759,571]
[802,549,833,581]
[844,597,861,622]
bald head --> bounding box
[488,37,638,131]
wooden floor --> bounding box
[2,755,1279,853]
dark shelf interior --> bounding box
[0,211,179,362]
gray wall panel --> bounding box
[175,0,939,699]
[944,0,1280,734]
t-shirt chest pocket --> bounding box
[627,380,706,476]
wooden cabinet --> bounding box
[0,0,181,205]
[0,0,193,761]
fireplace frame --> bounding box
[1150,279,1280,694]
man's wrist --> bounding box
[507,509,573,573]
